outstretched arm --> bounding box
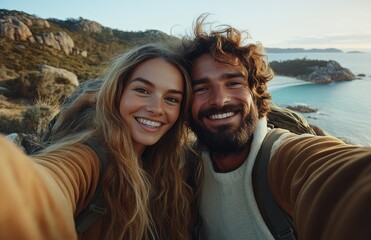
[269,134,371,240]
[0,136,100,239]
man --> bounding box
[183,16,371,240]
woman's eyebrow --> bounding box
[132,77,183,95]
[168,89,183,95]
[131,77,155,87]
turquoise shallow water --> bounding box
[267,52,371,146]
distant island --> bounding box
[270,59,356,83]
[346,51,365,54]
[266,48,343,53]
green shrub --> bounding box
[21,103,56,140]
[4,71,76,105]
[38,72,76,104]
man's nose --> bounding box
[145,96,164,115]
[209,86,231,106]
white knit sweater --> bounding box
[198,117,275,240]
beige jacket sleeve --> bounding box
[269,133,371,240]
[0,135,101,240]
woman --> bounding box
[0,43,195,240]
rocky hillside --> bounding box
[0,9,179,142]
[0,9,179,81]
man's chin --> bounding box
[205,123,236,133]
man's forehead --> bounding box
[193,53,241,65]
[191,53,245,79]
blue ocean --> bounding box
[267,52,371,146]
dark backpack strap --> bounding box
[75,140,108,233]
[185,142,203,240]
[252,128,296,240]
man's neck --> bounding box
[210,138,253,173]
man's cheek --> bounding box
[191,105,199,121]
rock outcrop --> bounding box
[298,60,355,83]
[270,59,356,83]
[71,17,103,33]
[0,10,80,55]
[38,65,79,86]
[0,15,33,41]
[42,32,61,50]
[36,31,75,55]
[287,105,318,113]
[54,31,75,55]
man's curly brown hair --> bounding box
[182,14,274,118]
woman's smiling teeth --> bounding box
[136,118,162,128]
[208,112,235,120]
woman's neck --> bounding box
[133,143,145,156]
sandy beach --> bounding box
[268,76,312,92]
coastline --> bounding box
[267,52,371,146]
[268,76,312,92]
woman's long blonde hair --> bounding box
[40,43,195,239]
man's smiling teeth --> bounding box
[137,118,161,128]
[209,112,235,120]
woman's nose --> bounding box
[145,96,164,115]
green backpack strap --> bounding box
[75,140,108,233]
[252,128,296,240]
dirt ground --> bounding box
[0,96,27,120]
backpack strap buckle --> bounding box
[89,204,107,215]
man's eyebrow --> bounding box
[222,72,245,79]
[192,72,245,86]
[192,78,208,87]
[132,77,183,95]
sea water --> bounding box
[267,52,371,146]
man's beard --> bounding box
[190,103,259,154]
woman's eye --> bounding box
[134,88,148,94]
[165,97,180,103]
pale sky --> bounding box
[2,0,371,52]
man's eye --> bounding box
[194,87,207,93]
[134,88,148,94]
[227,81,242,87]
